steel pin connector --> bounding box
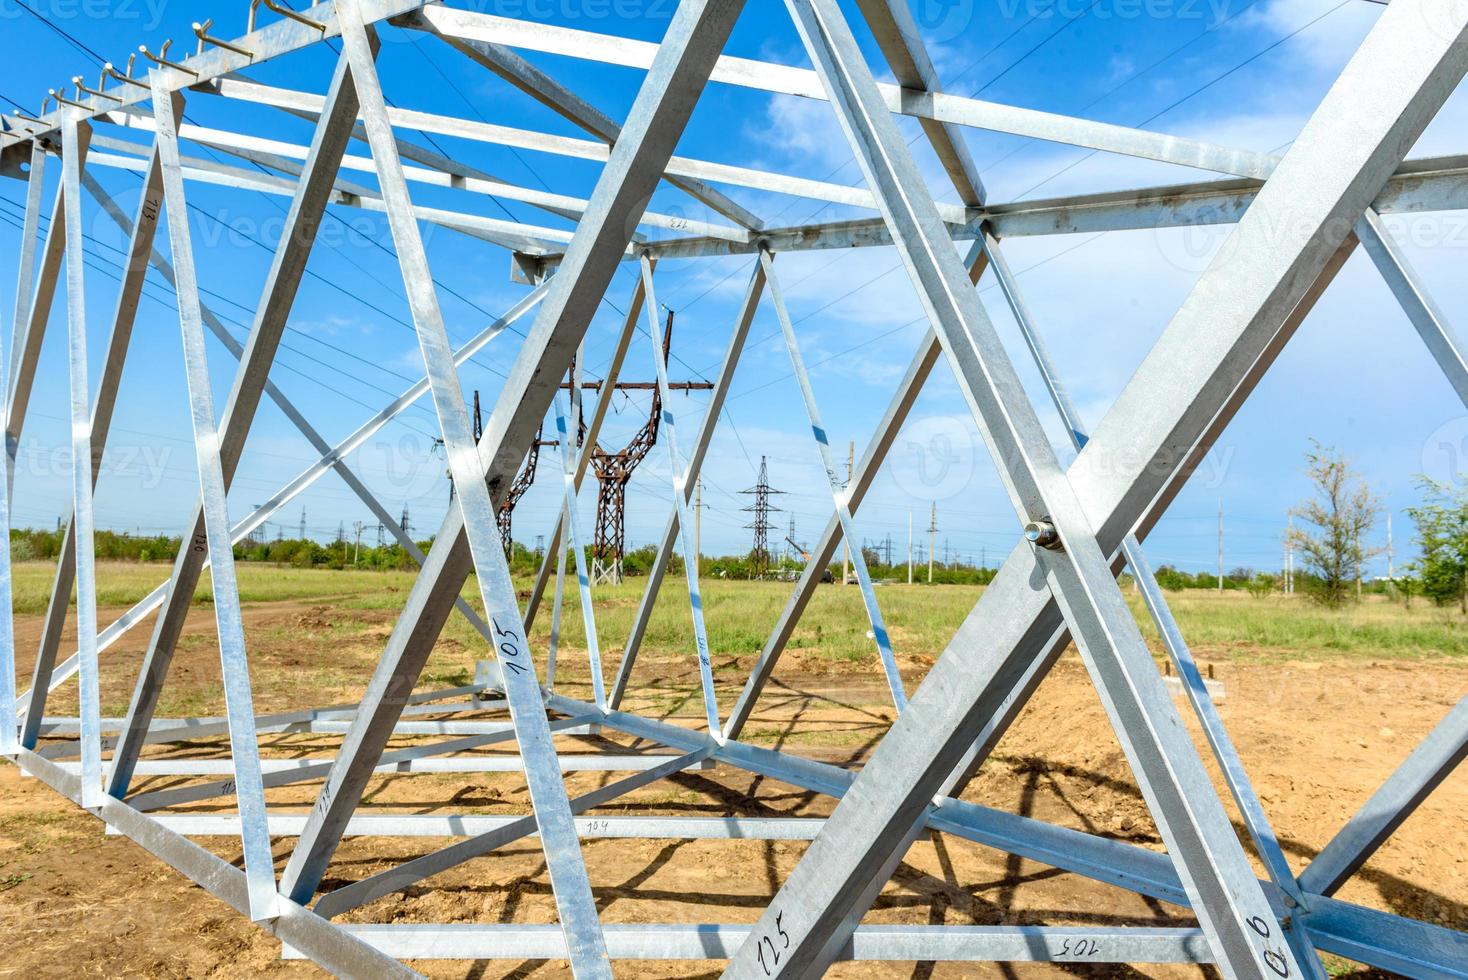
[50,86,89,110]
[1023,518,1063,552]
[105,58,149,90]
[249,0,327,34]
[140,40,199,78]
[193,19,255,58]
[73,75,121,103]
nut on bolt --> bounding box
[1024,518,1062,551]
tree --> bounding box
[1288,442,1380,608]
[1406,478,1468,612]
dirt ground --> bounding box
[0,596,1464,978]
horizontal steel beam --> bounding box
[50,754,713,776]
[137,815,828,839]
[285,923,1212,962]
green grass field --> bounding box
[12,560,1468,666]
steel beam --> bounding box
[107,50,366,800]
[610,259,765,707]
[415,22,765,231]
[726,0,1468,973]
[286,923,1213,962]
[20,145,162,749]
[312,748,715,918]
[1299,694,1468,897]
[277,15,748,970]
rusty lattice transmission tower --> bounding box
[742,456,782,578]
[567,309,712,585]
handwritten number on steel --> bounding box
[1247,915,1291,977]
[491,620,529,676]
[755,911,791,975]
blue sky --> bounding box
[0,0,1462,577]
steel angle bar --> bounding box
[59,753,712,777]
[8,142,46,387]
[21,148,164,749]
[20,153,540,724]
[126,715,602,813]
[313,747,715,918]
[525,275,646,630]
[1356,209,1468,405]
[58,115,107,808]
[0,146,47,754]
[11,747,421,979]
[725,241,988,739]
[81,135,565,255]
[736,0,1399,973]
[726,0,1468,973]
[546,501,571,689]
[550,691,1468,978]
[549,364,607,708]
[758,249,906,712]
[412,6,1278,181]
[975,229,1322,970]
[107,50,368,804]
[302,10,616,971]
[610,258,765,709]
[637,256,722,737]
[0,1,433,144]
[149,80,278,922]
[152,814,826,840]
[8,139,79,502]
[1299,694,1468,897]
[206,74,951,225]
[102,111,747,245]
[602,155,1468,263]
[279,7,746,951]
[852,0,983,206]
[408,23,764,231]
[288,923,1212,963]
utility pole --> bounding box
[943,537,950,569]
[353,521,364,566]
[1216,498,1224,593]
[1285,514,1295,594]
[842,441,853,585]
[907,510,913,585]
[299,507,306,541]
[928,503,937,585]
[336,520,345,545]
[1387,512,1394,579]
[375,523,384,548]
[695,478,703,577]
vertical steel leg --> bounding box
[638,255,721,738]
[549,363,606,708]
[59,116,106,808]
[610,258,766,710]
[758,248,906,711]
[978,228,1323,973]
[20,147,164,750]
[107,49,366,798]
[150,80,278,923]
[277,3,748,940]
[331,7,610,968]
[9,147,76,503]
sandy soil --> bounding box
[0,598,1464,978]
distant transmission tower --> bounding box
[399,505,411,538]
[568,310,713,586]
[299,507,306,541]
[742,456,782,578]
